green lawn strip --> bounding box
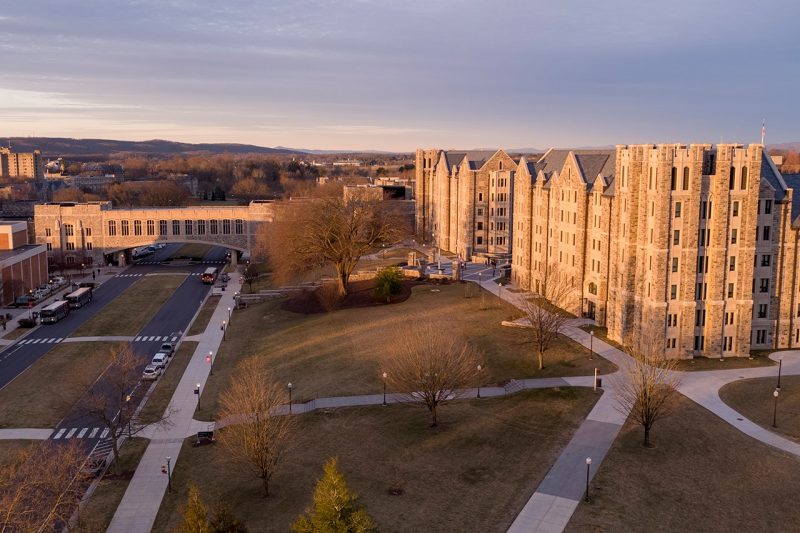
[74,438,149,533]
[720,374,800,442]
[157,387,600,532]
[566,394,800,532]
[0,342,126,428]
[138,341,198,425]
[187,297,218,336]
[196,284,614,419]
[72,274,187,337]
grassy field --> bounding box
[156,388,600,532]
[170,243,212,260]
[3,327,30,341]
[197,283,615,419]
[187,297,218,336]
[0,439,38,469]
[566,394,800,532]
[75,438,149,533]
[720,375,799,441]
[72,275,186,337]
[0,342,125,428]
[138,341,198,424]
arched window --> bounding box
[499,161,503,171]
[682,167,689,190]
[741,166,748,189]
[729,167,735,190]
[670,168,677,191]
[588,282,598,295]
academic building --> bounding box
[416,143,800,358]
[0,147,44,181]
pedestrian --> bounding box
[1,318,6,331]
[92,271,96,280]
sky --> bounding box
[1,0,799,151]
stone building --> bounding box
[419,142,800,358]
[0,221,48,306]
[0,147,44,181]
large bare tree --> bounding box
[615,330,681,447]
[387,323,480,427]
[0,440,89,532]
[522,263,577,370]
[79,345,172,476]
[216,358,295,497]
[265,197,405,297]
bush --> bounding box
[373,267,403,303]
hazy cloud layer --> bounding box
[1,0,798,150]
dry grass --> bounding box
[0,439,38,469]
[74,438,149,533]
[566,394,800,532]
[197,283,615,419]
[187,297,218,336]
[156,388,600,533]
[0,342,125,428]
[719,374,799,441]
[170,243,212,260]
[3,327,30,341]
[72,275,186,337]
[138,341,198,425]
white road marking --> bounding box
[89,428,99,438]
[100,428,109,438]
[53,428,66,439]
[77,428,88,438]
[134,336,141,342]
[65,428,77,438]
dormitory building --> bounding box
[415,143,800,358]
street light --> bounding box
[194,383,201,405]
[382,372,388,406]
[589,330,594,360]
[126,394,132,437]
[584,457,592,503]
[477,364,483,398]
[777,357,783,391]
[165,456,172,492]
[773,388,780,428]
[287,382,293,414]
[221,320,226,340]
[478,272,485,310]
[206,351,214,375]
[227,306,232,318]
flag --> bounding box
[762,119,766,145]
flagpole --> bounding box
[761,119,766,146]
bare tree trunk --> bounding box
[336,265,348,297]
[262,475,270,498]
[537,347,544,370]
[110,433,123,476]
[430,404,438,427]
[644,424,651,447]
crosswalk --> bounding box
[17,334,178,345]
[117,273,144,278]
[17,337,63,345]
[134,335,179,343]
[137,259,226,265]
[52,426,109,440]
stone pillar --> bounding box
[230,249,238,267]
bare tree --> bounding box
[265,197,406,298]
[521,263,577,370]
[216,358,295,497]
[387,323,480,427]
[0,440,89,532]
[614,330,681,447]
[79,345,172,476]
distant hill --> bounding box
[768,142,800,152]
[0,137,306,158]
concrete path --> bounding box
[62,336,136,343]
[107,273,238,533]
[0,427,53,440]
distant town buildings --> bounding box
[0,147,44,181]
[416,143,800,359]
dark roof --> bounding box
[441,150,500,172]
[761,149,787,202]
[443,151,467,171]
[537,149,615,182]
[782,173,800,224]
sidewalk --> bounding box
[0,427,53,440]
[107,273,239,533]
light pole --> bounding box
[165,456,172,492]
[227,306,232,319]
[287,382,293,414]
[777,357,783,391]
[589,330,594,360]
[221,320,226,340]
[498,281,503,301]
[382,372,388,406]
[126,394,132,437]
[773,388,780,428]
[477,364,482,398]
[584,457,592,503]
[194,383,201,406]
[479,272,485,310]
[206,351,214,375]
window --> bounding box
[223,220,231,234]
[147,220,155,236]
[670,285,677,300]
[85,227,92,237]
[86,242,93,250]
[210,220,218,234]
[728,283,734,298]
[756,329,766,344]
[729,167,735,190]
[730,256,736,271]
[477,222,483,230]
[697,255,704,274]
[108,221,117,236]
[45,228,51,237]
[134,220,142,236]
[670,168,677,191]
[476,236,483,245]
[121,220,129,236]
[172,220,180,235]
[64,224,74,236]
[682,167,689,190]
[741,166,748,189]
[235,219,244,235]
[65,242,75,251]
[672,257,679,272]
[765,199,772,214]
[758,304,768,319]
[478,193,483,202]
[731,229,737,244]
[46,242,52,251]
[762,254,771,267]
[185,220,193,235]
[763,226,771,241]
[760,278,769,293]
[477,208,483,216]
[673,230,680,246]
[733,201,739,217]
[197,220,206,235]
[695,309,706,326]
[159,220,167,235]
[675,202,682,218]
[700,201,707,219]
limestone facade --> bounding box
[0,147,44,180]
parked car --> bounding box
[151,353,168,370]
[50,276,66,286]
[142,364,162,381]
[14,295,36,307]
[159,342,175,356]
[17,317,37,328]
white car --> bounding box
[151,353,168,370]
[142,364,161,381]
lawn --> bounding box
[566,395,800,532]
[187,297,218,336]
[138,341,198,424]
[3,327,30,341]
[197,283,615,419]
[0,439,38,469]
[72,275,186,337]
[720,375,799,442]
[0,342,125,428]
[74,438,149,533]
[155,387,600,532]
[170,243,212,261]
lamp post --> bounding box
[773,388,780,428]
[498,281,503,301]
[589,330,594,360]
[287,382,293,414]
[206,351,214,375]
[477,364,482,398]
[221,320,226,340]
[194,383,201,405]
[165,456,172,492]
[584,457,592,503]
[227,306,232,319]
[777,357,783,391]
[126,394,132,437]
[382,372,388,406]
[478,272,485,310]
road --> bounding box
[0,243,230,447]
